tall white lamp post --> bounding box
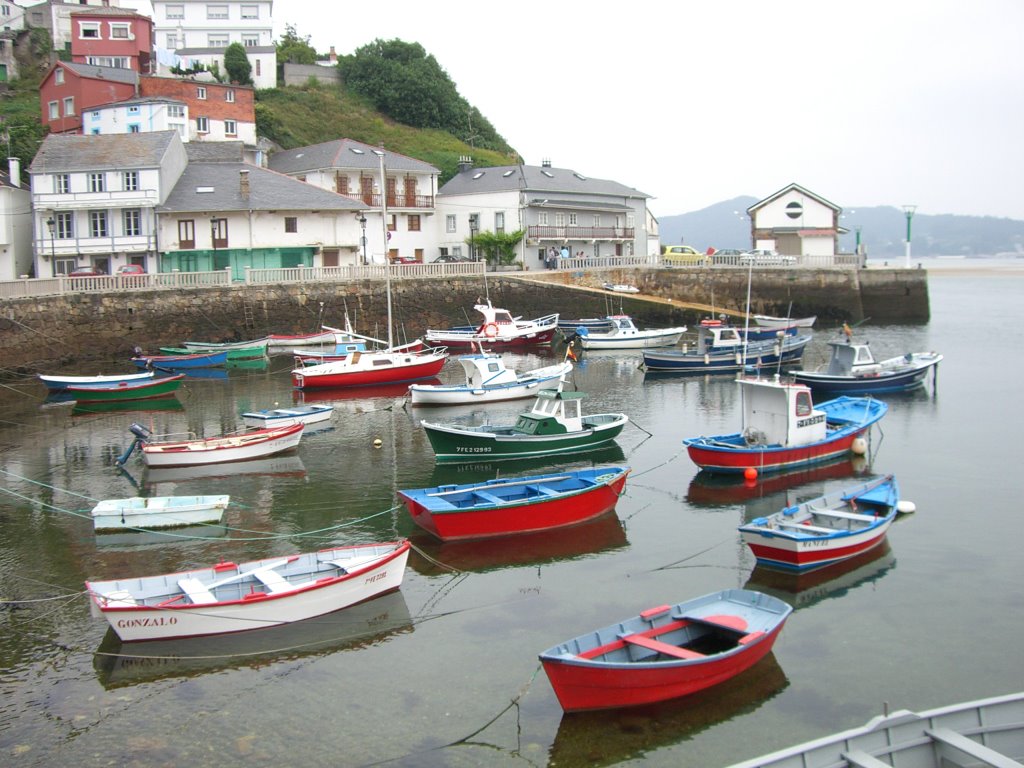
[371,149,393,348]
[902,204,916,268]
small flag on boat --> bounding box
[566,346,578,362]
[842,322,852,340]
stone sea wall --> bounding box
[0,268,929,371]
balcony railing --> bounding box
[357,193,435,209]
[527,226,635,240]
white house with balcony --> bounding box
[151,0,276,89]
[157,142,365,279]
[436,158,651,268]
[29,130,188,277]
[747,183,846,257]
[268,139,439,264]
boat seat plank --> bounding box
[924,726,1023,768]
[473,491,506,505]
[178,577,218,605]
[841,749,896,768]
[621,633,705,660]
[254,569,293,594]
[776,520,837,534]
[739,630,765,645]
[323,554,386,574]
[817,508,879,522]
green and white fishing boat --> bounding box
[420,387,628,462]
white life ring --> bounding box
[482,322,499,338]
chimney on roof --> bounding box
[239,169,250,199]
[7,157,19,188]
[458,155,473,173]
[541,158,552,168]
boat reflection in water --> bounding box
[685,455,868,507]
[427,444,628,488]
[140,454,307,486]
[93,590,413,689]
[70,396,186,417]
[93,521,229,549]
[547,652,787,768]
[744,539,896,611]
[409,509,628,575]
[292,379,439,405]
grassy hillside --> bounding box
[255,82,519,183]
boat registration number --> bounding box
[455,447,493,453]
[796,414,825,428]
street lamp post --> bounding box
[45,216,56,264]
[210,216,218,251]
[469,214,478,262]
[902,205,916,268]
[358,215,368,265]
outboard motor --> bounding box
[129,422,152,441]
[117,423,152,466]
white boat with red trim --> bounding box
[425,300,559,349]
[86,540,411,641]
[117,421,304,467]
[737,474,901,572]
[408,348,572,405]
[291,347,448,389]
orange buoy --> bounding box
[743,467,758,481]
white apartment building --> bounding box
[81,96,190,140]
[151,0,276,88]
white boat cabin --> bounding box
[823,341,879,375]
[515,389,585,434]
[459,353,519,388]
[740,375,827,447]
[698,324,744,353]
[474,303,518,336]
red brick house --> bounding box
[69,7,153,74]
[39,61,139,134]
[140,76,256,144]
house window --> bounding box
[626,214,635,228]
[284,217,297,233]
[55,174,70,194]
[90,111,100,121]
[166,34,178,48]
[79,22,100,39]
[56,212,73,238]
[170,122,186,138]
[494,212,504,234]
[335,174,349,194]
[207,4,229,20]
[197,86,207,100]
[592,214,601,227]
[241,4,259,18]
[166,4,184,19]
[86,56,130,68]
[109,24,130,39]
[48,101,58,119]
[55,69,64,85]
[128,105,140,115]
[555,213,565,227]
[123,209,141,236]
[208,34,229,47]
[88,173,105,193]
[123,171,138,191]
[224,119,237,135]
[408,215,421,232]
[446,214,456,233]
[168,105,185,118]
[89,211,108,238]
[196,116,209,133]
[178,219,195,248]
[255,60,261,76]
[241,34,259,47]
[225,90,235,103]
[62,97,74,116]
[568,213,578,226]
[128,124,140,133]
[387,214,396,232]
[538,212,548,226]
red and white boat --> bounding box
[425,300,559,349]
[118,421,304,467]
[86,540,410,641]
[291,347,448,389]
[397,466,630,541]
[682,374,888,474]
[737,474,902,572]
[539,589,792,711]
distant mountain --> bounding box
[657,199,1024,258]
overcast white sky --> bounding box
[142,0,1024,220]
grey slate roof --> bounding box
[29,131,178,173]
[58,61,140,86]
[268,139,439,175]
[158,163,364,214]
[439,164,649,200]
[186,142,245,162]
[93,95,187,109]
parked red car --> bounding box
[68,266,104,277]
[117,265,146,275]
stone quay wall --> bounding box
[0,267,929,371]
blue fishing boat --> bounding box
[131,350,228,369]
[791,338,942,394]
[642,322,810,374]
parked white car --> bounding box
[739,249,798,266]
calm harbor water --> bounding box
[1,259,1022,767]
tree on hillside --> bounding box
[469,230,524,266]
[223,43,253,85]
[338,38,512,153]
[277,24,318,65]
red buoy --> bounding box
[743,467,758,481]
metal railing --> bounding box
[0,269,232,299]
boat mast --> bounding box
[373,149,394,349]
